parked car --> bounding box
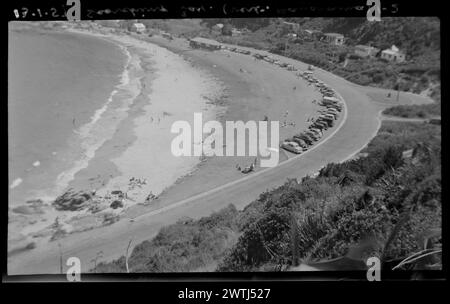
[318,117,334,127]
[326,110,338,117]
[309,128,323,137]
[312,121,328,130]
[291,137,308,149]
[304,130,320,141]
[322,108,338,116]
[316,116,333,126]
[326,108,339,114]
[326,104,342,112]
[281,141,303,154]
[324,113,337,120]
[294,133,314,145]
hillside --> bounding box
[110,18,440,104]
[201,18,440,104]
[94,120,441,273]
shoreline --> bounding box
[8,25,127,205]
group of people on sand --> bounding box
[236,157,258,173]
[150,116,161,124]
[128,177,147,189]
[281,110,296,128]
[281,121,296,128]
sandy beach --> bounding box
[64,30,225,203]
[8,27,225,257]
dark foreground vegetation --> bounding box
[94,120,441,273]
[382,103,441,119]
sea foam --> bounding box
[54,40,141,195]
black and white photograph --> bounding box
[5,0,443,284]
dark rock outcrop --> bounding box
[53,189,93,211]
[110,200,124,209]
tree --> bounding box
[222,24,233,36]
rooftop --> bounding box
[324,33,344,38]
[382,45,404,55]
[355,45,379,51]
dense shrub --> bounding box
[383,103,441,118]
[93,120,441,273]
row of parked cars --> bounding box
[281,72,344,155]
[252,53,298,72]
[222,45,252,55]
[221,44,298,73]
[214,44,344,156]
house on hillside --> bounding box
[381,45,406,63]
[189,37,222,51]
[354,45,380,58]
[131,23,146,33]
[211,23,224,34]
[231,28,242,36]
[323,33,344,46]
[304,29,322,36]
[303,29,323,41]
[213,23,224,30]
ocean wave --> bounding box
[54,43,143,195]
[10,178,23,189]
[75,44,131,140]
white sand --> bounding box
[66,29,225,205]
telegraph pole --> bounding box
[285,37,288,55]
[58,242,63,274]
[396,79,401,102]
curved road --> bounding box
[8,36,434,275]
